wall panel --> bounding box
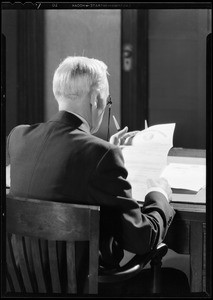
[44,9,121,140]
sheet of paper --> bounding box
[160,163,206,192]
[171,187,206,203]
[121,123,176,202]
[132,123,176,146]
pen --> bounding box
[113,115,121,131]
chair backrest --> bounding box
[6,196,100,295]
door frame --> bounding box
[121,9,149,131]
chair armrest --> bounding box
[98,243,168,283]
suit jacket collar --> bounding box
[48,111,91,134]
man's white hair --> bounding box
[53,56,109,100]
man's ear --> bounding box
[90,89,99,109]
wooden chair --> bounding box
[6,196,100,295]
[6,196,168,295]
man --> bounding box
[6,56,182,295]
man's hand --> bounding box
[109,127,139,146]
[147,177,172,202]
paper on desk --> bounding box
[121,123,176,202]
[160,163,206,192]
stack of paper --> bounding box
[160,163,206,192]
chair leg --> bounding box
[150,258,162,293]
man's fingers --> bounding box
[110,127,139,146]
[158,177,168,185]
[109,127,128,146]
[116,126,128,138]
[147,178,156,188]
[122,131,139,139]
[121,131,139,145]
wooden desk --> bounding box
[164,148,206,293]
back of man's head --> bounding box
[53,56,109,103]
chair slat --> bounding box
[15,235,33,293]
[88,209,99,294]
[24,236,37,292]
[48,241,61,293]
[6,234,23,293]
[6,268,13,292]
[30,238,47,293]
[6,277,11,292]
[66,242,77,293]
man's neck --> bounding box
[60,109,91,133]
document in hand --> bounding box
[121,123,176,203]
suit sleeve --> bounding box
[88,145,175,256]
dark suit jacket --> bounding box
[7,111,175,291]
